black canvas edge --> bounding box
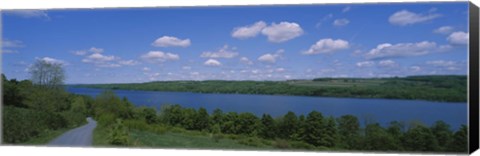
[469,1,479,154]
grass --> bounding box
[128,129,274,150]
[20,128,71,145]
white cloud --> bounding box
[6,10,49,19]
[426,60,457,67]
[118,60,139,66]
[356,61,375,67]
[378,60,397,67]
[447,31,468,45]
[201,45,238,59]
[261,22,304,43]
[182,66,192,70]
[303,38,349,55]
[258,49,284,63]
[231,21,267,39]
[240,57,253,65]
[38,57,67,65]
[433,26,454,34]
[333,19,350,26]
[342,6,351,13]
[388,10,441,26]
[365,41,438,59]
[2,39,24,48]
[142,67,151,72]
[152,36,191,47]
[410,66,421,72]
[141,51,180,63]
[275,68,285,72]
[89,47,104,53]
[83,53,116,62]
[204,59,221,66]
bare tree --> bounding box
[29,59,65,89]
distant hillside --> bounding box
[75,75,467,102]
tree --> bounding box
[304,111,324,146]
[259,114,276,139]
[71,96,87,115]
[181,108,197,130]
[430,121,453,151]
[29,59,65,89]
[142,107,158,124]
[221,112,239,134]
[237,112,260,136]
[279,111,298,140]
[337,115,361,149]
[195,107,210,131]
[362,123,396,151]
[323,116,338,148]
[402,124,439,151]
[448,125,467,152]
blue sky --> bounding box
[2,2,470,84]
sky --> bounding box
[1,2,470,84]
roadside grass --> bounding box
[129,129,274,150]
[20,128,71,145]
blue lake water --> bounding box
[67,87,467,129]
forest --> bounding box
[77,75,467,102]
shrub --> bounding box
[290,141,315,150]
[238,137,264,147]
[107,119,130,146]
[274,139,291,149]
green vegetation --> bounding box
[85,89,467,153]
[77,75,467,102]
[2,59,89,144]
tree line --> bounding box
[78,75,467,102]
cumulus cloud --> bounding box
[152,36,191,47]
[240,57,253,65]
[83,53,116,62]
[142,67,151,72]
[201,45,238,59]
[6,10,50,19]
[261,22,304,43]
[89,47,104,53]
[204,59,222,66]
[303,38,349,55]
[388,10,441,26]
[426,60,464,71]
[447,31,468,45]
[365,41,439,59]
[333,19,350,26]
[356,61,375,67]
[72,50,87,56]
[141,51,180,63]
[433,26,454,34]
[182,66,192,70]
[38,57,67,65]
[258,49,284,63]
[231,21,267,39]
[378,59,397,67]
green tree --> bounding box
[195,107,210,131]
[221,112,238,134]
[402,124,439,151]
[279,111,298,140]
[362,123,397,151]
[71,96,87,115]
[304,111,324,146]
[237,112,260,136]
[448,125,467,152]
[181,108,197,130]
[323,116,338,148]
[430,121,453,151]
[259,114,276,139]
[337,115,361,149]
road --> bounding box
[47,117,97,147]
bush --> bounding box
[274,139,291,149]
[60,111,86,128]
[123,119,150,131]
[97,113,116,127]
[107,119,130,146]
[212,134,224,143]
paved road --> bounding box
[47,117,97,147]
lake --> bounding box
[67,87,467,129]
